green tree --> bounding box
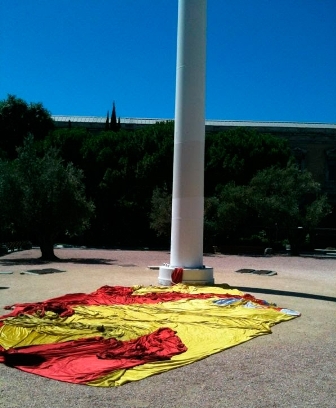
[149,186,172,238]
[43,127,90,169]
[205,128,292,194]
[249,163,330,252]
[78,122,174,246]
[0,95,54,158]
[105,110,110,131]
[0,137,95,259]
[150,164,330,252]
[204,163,330,251]
[110,102,121,132]
[0,160,25,242]
[204,183,255,244]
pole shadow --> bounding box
[235,286,336,303]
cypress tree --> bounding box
[110,102,118,132]
[105,111,110,131]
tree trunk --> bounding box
[39,236,58,260]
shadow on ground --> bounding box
[64,258,117,265]
[235,286,336,303]
[0,258,117,266]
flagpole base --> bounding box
[158,265,214,286]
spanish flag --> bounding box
[0,284,300,387]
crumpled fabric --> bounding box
[1,284,248,320]
[0,327,186,384]
[0,284,300,386]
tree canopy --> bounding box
[0,137,94,259]
[0,95,54,158]
[0,95,333,253]
[205,128,292,193]
[204,163,330,250]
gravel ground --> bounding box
[0,248,335,408]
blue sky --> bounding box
[1,0,336,123]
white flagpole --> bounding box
[159,0,214,285]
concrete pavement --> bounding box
[0,248,335,408]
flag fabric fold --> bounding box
[1,327,186,384]
[0,284,300,387]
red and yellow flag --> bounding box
[0,284,300,386]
